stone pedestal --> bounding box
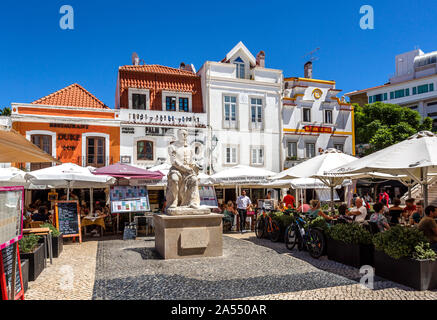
[154,213,223,260]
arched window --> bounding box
[137,140,154,161]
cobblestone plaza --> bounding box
[25,234,437,300]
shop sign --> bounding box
[120,156,132,164]
[58,134,80,141]
[50,123,89,130]
[303,125,332,134]
[122,127,135,134]
[145,127,173,136]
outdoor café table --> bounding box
[23,227,53,265]
[81,216,105,237]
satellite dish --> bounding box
[132,52,140,66]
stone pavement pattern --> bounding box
[24,233,437,300]
[25,240,98,300]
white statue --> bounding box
[165,129,209,215]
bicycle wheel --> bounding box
[285,224,298,250]
[268,220,281,242]
[307,228,326,259]
[255,218,265,239]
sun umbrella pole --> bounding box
[330,186,335,213]
[67,181,70,201]
[422,167,429,208]
[90,188,93,215]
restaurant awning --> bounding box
[93,163,164,180]
[0,126,60,164]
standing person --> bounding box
[266,191,272,200]
[378,188,390,208]
[236,190,251,234]
[283,190,295,209]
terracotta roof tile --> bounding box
[32,83,109,109]
[119,64,197,77]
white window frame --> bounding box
[234,60,246,79]
[250,146,264,166]
[82,132,110,167]
[223,94,238,129]
[26,130,57,171]
[302,107,311,123]
[249,96,264,130]
[287,141,298,158]
[223,145,238,165]
[324,109,333,124]
[162,91,192,112]
[305,142,316,158]
[133,136,157,165]
[128,88,150,110]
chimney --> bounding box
[179,62,186,70]
[304,61,313,79]
[256,51,265,68]
[132,52,140,66]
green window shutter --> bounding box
[384,93,388,100]
[430,83,434,91]
[413,87,417,95]
[390,92,394,99]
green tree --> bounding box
[0,107,11,116]
[354,102,432,155]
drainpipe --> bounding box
[278,75,284,171]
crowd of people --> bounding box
[218,189,437,252]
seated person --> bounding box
[32,206,49,222]
[346,198,367,223]
[337,203,353,223]
[283,204,295,216]
[418,205,437,251]
[296,200,310,213]
[222,204,235,230]
[403,198,416,220]
[409,201,424,226]
[370,202,390,232]
[307,200,335,221]
[388,198,404,224]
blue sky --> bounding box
[1,0,436,108]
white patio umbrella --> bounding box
[0,167,49,189]
[147,163,213,186]
[25,163,115,200]
[330,131,437,207]
[271,149,358,211]
[211,165,277,185]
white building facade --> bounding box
[347,49,437,129]
[198,42,283,174]
[282,71,355,169]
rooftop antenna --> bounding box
[302,47,320,63]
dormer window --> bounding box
[234,57,245,79]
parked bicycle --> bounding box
[255,209,281,242]
[284,211,326,258]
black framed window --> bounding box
[166,97,176,111]
[132,94,147,110]
[179,98,189,112]
[137,140,154,161]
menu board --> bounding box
[110,186,150,213]
[111,198,150,213]
[123,222,137,240]
[0,243,22,300]
[199,186,218,208]
[55,201,81,242]
[0,187,24,250]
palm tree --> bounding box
[1,107,11,116]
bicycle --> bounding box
[284,212,326,258]
[255,209,281,242]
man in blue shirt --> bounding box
[236,190,251,234]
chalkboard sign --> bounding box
[55,201,81,243]
[123,222,137,240]
[0,243,23,300]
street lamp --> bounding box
[211,135,218,151]
[209,135,219,175]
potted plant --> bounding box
[20,259,29,293]
[19,234,45,281]
[327,222,374,267]
[41,223,63,258]
[373,225,437,291]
